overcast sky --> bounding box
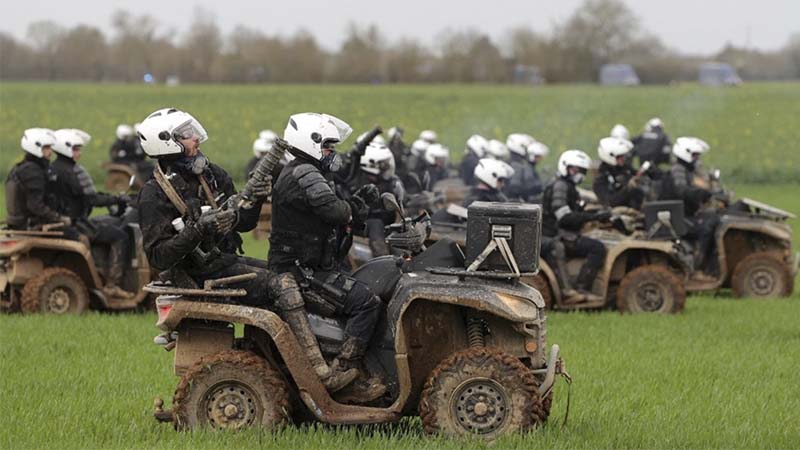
[1,0,797,54]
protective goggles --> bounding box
[172,119,208,143]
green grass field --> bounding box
[2,82,800,183]
[2,82,800,449]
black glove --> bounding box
[353,184,380,207]
[348,196,370,224]
[248,175,272,201]
[195,208,236,237]
[116,194,132,205]
[593,211,612,222]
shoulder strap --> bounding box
[153,165,189,216]
[197,175,219,208]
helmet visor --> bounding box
[173,119,208,143]
[321,114,353,142]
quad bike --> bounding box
[146,195,569,439]
[0,206,153,314]
[359,202,690,314]
[102,160,154,192]
[644,172,796,298]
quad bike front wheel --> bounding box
[172,350,290,431]
[419,347,545,439]
[21,268,90,314]
[616,265,685,314]
[731,252,793,298]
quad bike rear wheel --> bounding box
[172,350,290,431]
[419,347,545,439]
[21,268,89,314]
[616,265,685,314]
[731,252,793,298]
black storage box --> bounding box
[642,201,687,238]
[465,202,541,272]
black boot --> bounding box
[574,263,603,303]
[331,337,387,404]
[103,241,135,299]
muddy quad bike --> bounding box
[644,191,796,298]
[146,195,569,440]
[0,207,153,314]
[102,160,154,192]
[394,203,690,314]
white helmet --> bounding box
[70,129,91,145]
[116,124,134,141]
[410,139,430,157]
[474,158,510,189]
[419,129,438,143]
[597,137,634,165]
[465,134,488,157]
[360,142,395,177]
[253,138,273,157]
[424,143,449,166]
[610,124,630,140]
[283,112,352,162]
[526,141,550,163]
[356,131,386,146]
[672,136,710,163]
[387,126,402,141]
[259,129,278,143]
[20,128,56,158]
[53,128,88,158]
[486,139,510,160]
[557,149,592,177]
[137,108,208,157]
[506,133,532,157]
[133,122,142,133]
[645,117,664,132]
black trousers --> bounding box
[563,235,607,289]
[685,211,721,273]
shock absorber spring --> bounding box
[466,315,486,348]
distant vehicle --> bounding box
[599,64,640,86]
[513,64,546,85]
[698,63,742,86]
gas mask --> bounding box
[176,151,209,175]
[320,151,342,173]
[570,172,585,185]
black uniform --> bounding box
[348,171,405,257]
[268,158,381,350]
[542,177,606,292]
[423,163,448,188]
[109,138,145,164]
[505,153,543,202]
[4,153,61,229]
[463,186,508,207]
[459,151,481,186]
[137,160,276,306]
[661,160,719,273]
[632,130,672,169]
[592,162,644,209]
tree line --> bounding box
[2,0,799,84]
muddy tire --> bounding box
[526,274,553,309]
[419,347,545,439]
[616,265,685,314]
[731,252,793,298]
[20,268,89,314]
[173,350,290,431]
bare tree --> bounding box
[330,23,385,83]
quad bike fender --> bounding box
[101,162,136,176]
[158,300,402,425]
[0,237,104,289]
[535,260,562,303]
[718,216,792,244]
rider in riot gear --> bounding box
[352,141,405,256]
[459,134,488,186]
[421,143,450,187]
[268,112,387,404]
[49,128,135,298]
[592,136,645,209]
[5,128,65,230]
[632,117,672,170]
[245,130,280,179]
[542,150,608,303]
[463,158,511,206]
[661,137,720,280]
[505,133,545,202]
[135,108,359,394]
